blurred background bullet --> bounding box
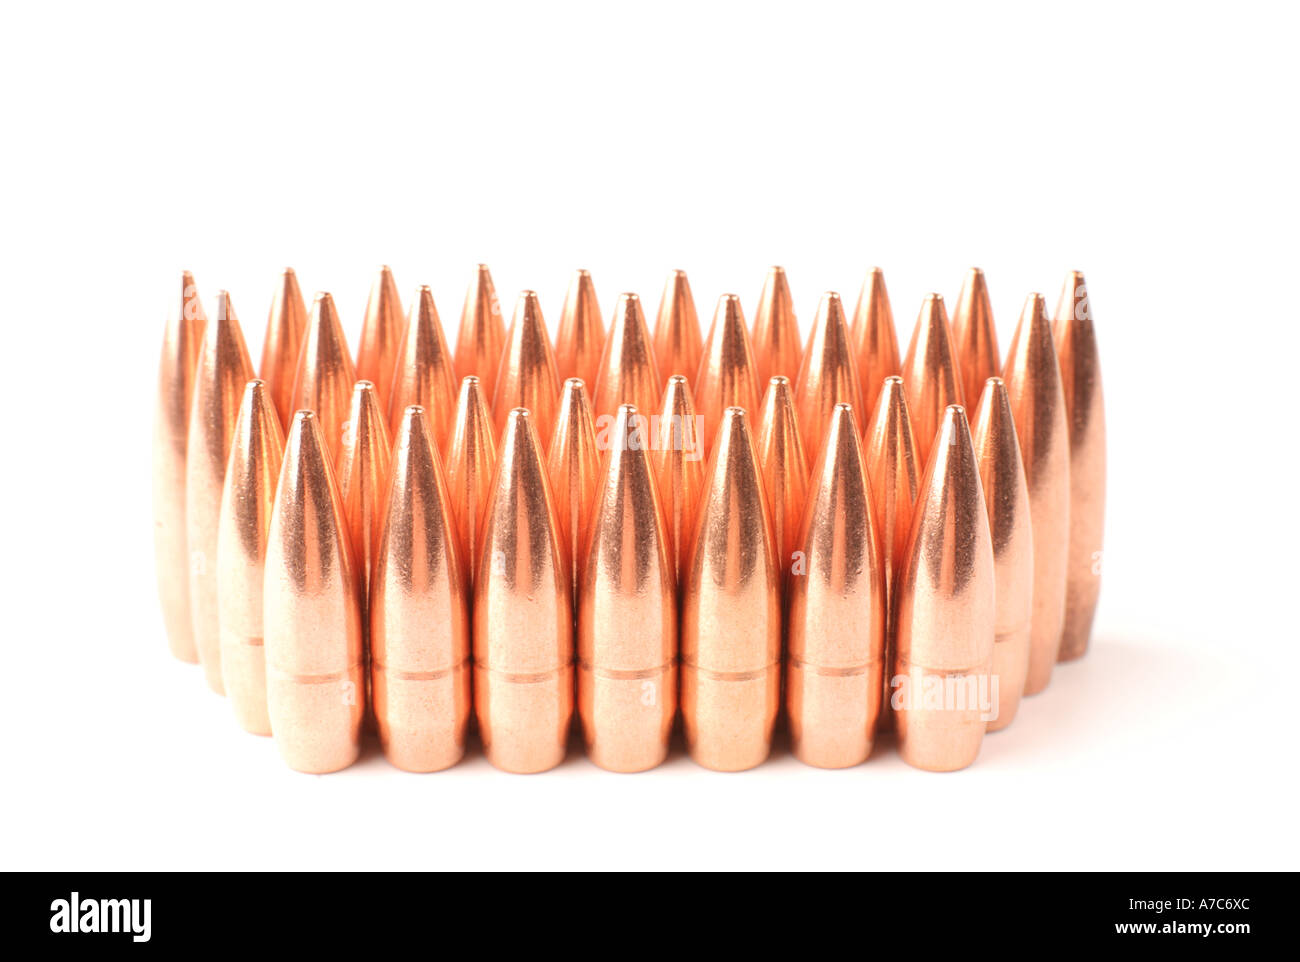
[556,269,605,389]
[389,286,455,451]
[794,291,862,465]
[901,293,963,468]
[444,375,496,589]
[548,378,600,614]
[850,267,900,421]
[291,292,356,467]
[493,291,560,451]
[653,269,702,384]
[752,266,801,386]
[258,268,306,433]
[454,264,506,403]
[695,294,760,457]
[593,292,660,423]
[356,266,403,414]
[654,375,704,586]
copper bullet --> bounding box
[752,266,802,386]
[555,269,605,389]
[900,293,964,467]
[794,291,863,466]
[216,380,284,735]
[154,271,206,663]
[787,403,885,768]
[1002,294,1070,694]
[493,291,561,452]
[850,267,901,421]
[653,375,705,585]
[971,377,1033,731]
[1053,271,1105,662]
[863,375,921,732]
[592,293,661,423]
[756,376,809,577]
[187,290,255,693]
[453,264,507,402]
[473,408,573,773]
[388,286,456,451]
[895,405,995,772]
[652,269,703,382]
[681,407,780,771]
[356,266,404,414]
[578,404,677,772]
[258,267,307,433]
[444,375,496,588]
[371,406,471,771]
[695,294,760,458]
[264,411,364,773]
[951,268,1000,416]
[547,378,601,613]
[290,292,357,468]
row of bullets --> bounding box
[154,264,1104,773]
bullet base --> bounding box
[267,669,364,774]
[681,665,779,772]
[987,628,1030,733]
[578,663,676,773]
[220,632,271,736]
[787,660,882,769]
[374,660,471,773]
[475,665,574,774]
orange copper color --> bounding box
[493,292,561,452]
[681,407,780,771]
[371,406,471,771]
[695,294,760,458]
[578,404,677,772]
[972,377,1033,731]
[794,291,863,466]
[547,378,601,613]
[592,293,661,424]
[258,267,306,433]
[653,269,703,382]
[1053,271,1105,662]
[653,375,705,586]
[454,264,507,403]
[444,375,497,588]
[556,269,605,389]
[187,290,255,692]
[895,405,995,772]
[756,375,809,578]
[752,266,802,386]
[787,403,885,768]
[950,268,1000,416]
[473,409,573,773]
[901,293,963,468]
[291,292,356,468]
[356,266,404,414]
[389,286,456,451]
[216,380,284,734]
[154,271,206,663]
[863,376,920,732]
[1002,294,1070,694]
[264,411,364,773]
[851,267,901,421]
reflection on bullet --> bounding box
[653,269,702,382]
[951,268,1000,416]
[901,293,963,467]
[217,380,283,734]
[258,268,306,433]
[356,266,404,414]
[972,378,1033,730]
[474,409,573,773]
[794,292,863,466]
[695,294,760,457]
[454,264,507,403]
[1053,271,1105,662]
[291,292,356,467]
[264,411,364,773]
[556,269,605,389]
[547,379,601,616]
[788,404,885,768]
[154,271,206,663]
[389,286,456,452]
[187,290,255,693]
[850,267,901,421]
[493,292,560,452]
[444,375,496,589]
[752,266,802,386]
[682,408,779,771]
[653,375,704,585]
[1003,294,1070,694]
[371,406,470,771]
[578,405,676,772]
[864,376,920,732]
[756,376,808,579]
[593,293,661,423]
[896,405,995,771]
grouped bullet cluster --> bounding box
[153,264,1104,774]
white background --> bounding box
[2,1,1297,870]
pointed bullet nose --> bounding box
[654,374,705,586]
[794,291,862,463]
[851,266,900,420]
[593,292,660,422]
[653,269,703,384]
[756,375,809,579]
[547,377,601,611]
[752,266,801,386]
[556,269,605,389]
[291,292,357,469]
[216,289,237,322]
[171,270,207,323]
[260,267,308,432]
[901,292,963,469]
[951,267,1000,412]
[696,294,760,458]
[493,291,561,451]
[444,375,497,589]
[264,409,364,773]
[357,266,404,413]
[389,285,456,451]
[338,380,392,651]
[453,264,507,401]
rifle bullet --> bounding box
[756,375,808,580]
[951,268,1000,416]
[388,286,456,451]
[444,375,496,589]
[356,266,403,414]
[593,292,660,423]
[695,294,760,457]
[794,291,863,467]
[556,269,605,389]
[752,266,802,386]
[901,293,963,467]
[850,267,901,421]
[653,375,705,586]
[548,378,601,614]
[493,291,560,451]
[652,269,702,382]
[258,268,306,432]
[290,292,356,467]
[454,264,506,403]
